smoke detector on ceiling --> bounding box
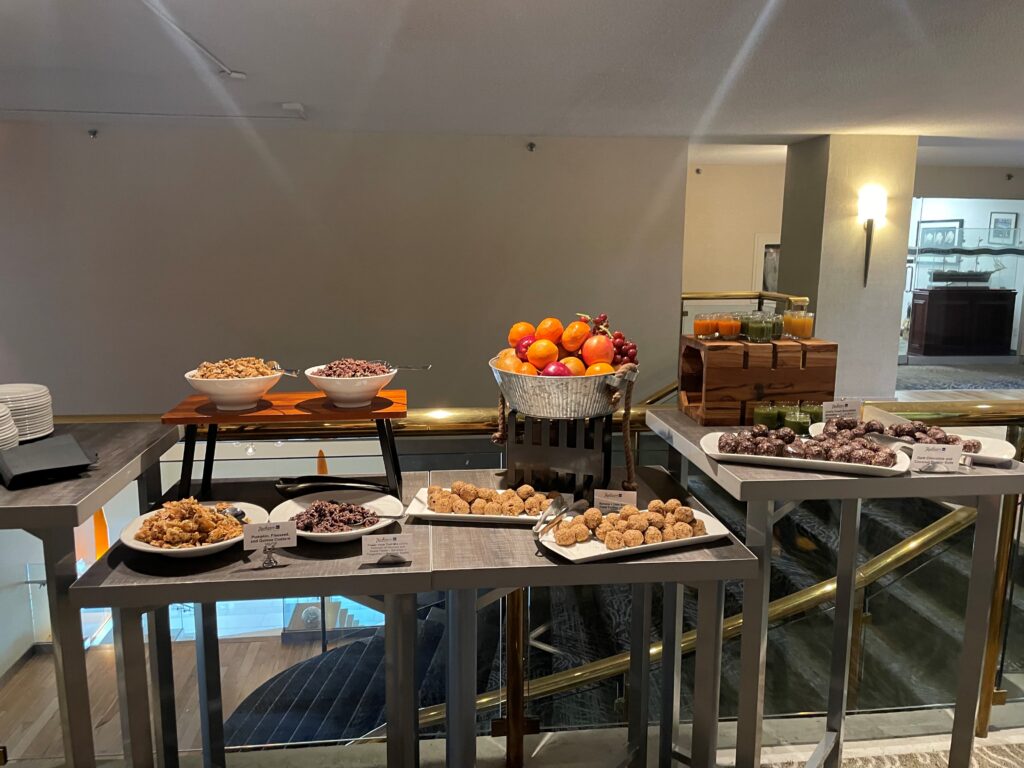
[280,102,307,120]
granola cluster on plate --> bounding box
[427,482,550,516]
[134,498,244,549]
[552,499,707,551]
[193,357,278,379]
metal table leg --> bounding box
[194,603,225,768]
[114,607,154,768]
[659,583,684,767]
[692,582,725,768]
[199,424,218,500]
[33,526,95,768]
[377,418,402,499]
[178,424,198,499]
[447,589,477,768]
[385,593,419,767]
[818,498,862,768]
[949,494,1003,767]
[137,466,179,768]
[627,583,653,767]
[735,500,773,768]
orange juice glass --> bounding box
[694,313,718,339]
[716,313,741,339]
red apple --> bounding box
[515,334,536,362]
[541,361,572,377]
[581,334,615,366]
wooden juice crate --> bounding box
[678,335,837,426]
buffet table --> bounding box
[0,422,180,768]
[646,407,1024,768]
[71,473,427,768]
[427,467,757,768]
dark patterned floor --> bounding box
[896,363,1024,390]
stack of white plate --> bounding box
[0,384,54,442]
[0,405,18,450]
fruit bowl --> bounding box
[489,358,638,419]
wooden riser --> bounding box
[678,335,838,426]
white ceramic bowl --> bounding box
[184,369,282,411]
[269,491,403,543]
[305,365,397,408]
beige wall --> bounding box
[0,123,687,412]
[915,165,1024,199]
[682,164,785,291]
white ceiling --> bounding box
[2,0,1024,164]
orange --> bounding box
[561,320,592,352]
[585,362,615,376]
[507,321,536,347]
[561,356,586,376]
[498,347,518,360]
[494,355,520,372]
[526,339,559,369]
[581,335,615,366]
[535,317,565,343]
[515,361,539,376]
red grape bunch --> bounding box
[579,312,639,367]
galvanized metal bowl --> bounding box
[489,359,639,419]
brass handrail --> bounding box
[681,290,811,311]
[415,502,978,726]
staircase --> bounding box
[225,468,1024,745]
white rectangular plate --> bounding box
[539,507,730,563]
[809,421,1015,466]
[701,433,911,477]
[405,487,547,525]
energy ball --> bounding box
[850,448,875,464]
[736,439,757,454]
[676,506,695,523]
[718,433,741,453]
[614,520,629,533]
[647,500,665,515]
[620,504,640,518]
[663,512,676,526]
[673,522,693,539]
[571,524,591,542]
[754,440,779,456]
[661,524,678,541]
[484,501,502,515]
[501,497,525,516]
[823,424,839,437]
[554,526,577,546]
[433,495,454,513]
[783,443,806,459]
[583,508,603,529]
[894,423,917,437]
[837,417,859,431]
[962,439,982,454]
[837,429,854,441]
[596,522,613,541]
[605,513,620,525]
[851,426,866,438]
[864,420,884,434]
[458,485,479,503]
[647,512,666,529]
[871,452,897,467]
[691,519,707,536]
[531,493,548,508]
[777,427,797,444]
[626,515,649,532]
[451,480,466,494]
[452,498,471,514]
[622,530,644,547]
[737,430,755,441]
[751,424,770,437]
[645,527,663,544]
[916,436,937,444]
[516,484,535,500]
[828,445,854,463]
[605,531,625,550]
[927,427,947,441]
[471,499,488,515]
[766,430,779,441]
[427,485,442,496]
[524,496,544,515]
[664,499,683,512]
[944,434,963,445]
[803,442,826,460]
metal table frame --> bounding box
[0,423,180,768]
[428,468,758,768]
[647,407,1024,768]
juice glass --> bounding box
[784,410,812,436]
[770,313,784,340]
[694,313,718,340]
[800,401,824,425]
[746,312,773,343]
[752,402,777,428]
[717,313,741,340]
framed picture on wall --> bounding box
[917,219,963,249]
[988,212,1018,246]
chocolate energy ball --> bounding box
[783,442,806,459]
[736,439,757,454]
[871,451,897,467]
[962,439,982,454]
[850,448,875,464]
[894,423,918,437]
[836,417,859,431]
[769,438,786,455]
[717,433,740,454]
[803,442,826,460]
[823,424,839,437]
[864,420,885,434]
[751,424,770,437]
[829,445,854,462]
[737,430,755,441]
[766,429,779,441]
[754,440,779,456]
[776,427,797,444]
[851,426,866,438]
[837,429,854,441]
[916,436,937,444]
[812,433,829,443]
[926,427,947,441]
[944,434,963,445]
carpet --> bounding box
[765,742,1024,766]
[896,364,1024,391]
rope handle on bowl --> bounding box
[492,391,508,444]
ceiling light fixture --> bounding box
[858,184,888,287]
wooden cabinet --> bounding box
[908,287,1017,356]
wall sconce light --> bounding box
[858,184,887,287]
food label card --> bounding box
[823,399,862,422]
[593,489,639,513]
[244,521,297,550]
[910,443,964,473]
[363,533,414,564]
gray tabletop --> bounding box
[0,423,181,529]
[71,472,430,608]
[647,407,1024,502]
[423,467,757,589]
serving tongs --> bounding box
[532,493,590,554]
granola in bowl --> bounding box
[193,357,278,379]
[134,498,244,549]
